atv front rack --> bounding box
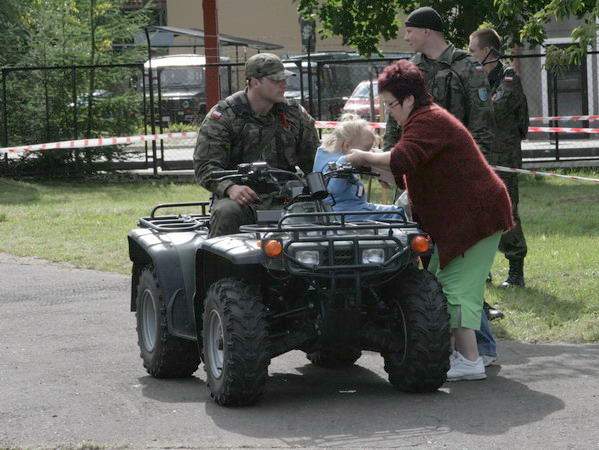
[138,201,211,232]
[241,210,427,279]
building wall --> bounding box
[166,0,411,59]
[519,15,598,124]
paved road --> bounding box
[1,253,598,449]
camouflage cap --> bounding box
[245,53,296,81]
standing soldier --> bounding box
[383,7,495,154]
[194,53,320,238]
[469,28,529,288]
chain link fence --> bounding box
[2,51,598,175]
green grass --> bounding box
[0,177,210,273]
[0,171,598,343]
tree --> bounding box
[0,0,153,174]
[297,0,598,64]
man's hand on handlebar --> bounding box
[226,184,261,206]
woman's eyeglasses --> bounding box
[385,99,401,109]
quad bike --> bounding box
[128,162,451,406]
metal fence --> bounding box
[2,51,598,175]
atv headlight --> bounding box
[362,248,384,264]
[296,250,319,266]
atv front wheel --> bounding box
[135,265,201,377]
[203,278,270,405]
[306,348,362,368]
[382,268,451,392]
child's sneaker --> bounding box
[447,351,487,381]
[482,354,498,367]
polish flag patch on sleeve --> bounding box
[475,65,484,72]
[211,110,222,119]
[504,76,514,82]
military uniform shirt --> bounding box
[194,91,320,198]
[487,62,529,167]
[383,44,495,155]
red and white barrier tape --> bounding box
[530,115,599,122]
[528,126,599,134]
[491,165,599,183]
[314,121,387,130]
[0,129,597,183]
[0,131,199,154]
[315,121,599,134]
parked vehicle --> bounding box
[143,54,230,125]
[128,162,450,406]
[342,80,380,120]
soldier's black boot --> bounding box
[483,301,505,321]
[500,258,525,288]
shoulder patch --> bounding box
[492,91,504,101]
[504,76,514,82]
[475,65,484,72]
[211,110,222,119]
[478,88,489,102]
[300,105,308,115]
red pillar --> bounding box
[203,0,221,110]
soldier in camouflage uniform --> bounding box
[194,53,320,238]
[469,28,528,288]
[383,7,495,154]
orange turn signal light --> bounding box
[262,239,283,258]
[411,235,431,254]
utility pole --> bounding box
[203,0,221,110]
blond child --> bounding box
[312,113,403,221]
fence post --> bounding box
[157,68,164,168]
[2,69,8,147]
[307,38,314,115]
[144,27,158,176]
[72,66,78,140]
[552,72,560,161]
[316,61,322,121]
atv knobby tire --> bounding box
[382,268,451,392]
[307,349,362,368]
[203,278,270,406]
[135,265,201,377]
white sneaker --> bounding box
[447,352,487,381]
[482,354,498,367]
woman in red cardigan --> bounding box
[346,59,514,382]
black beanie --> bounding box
[404,7,444,32]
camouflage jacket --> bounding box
[383,44,495,155]
[486,62,529,168]
[194,90,319,197]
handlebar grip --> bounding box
[210,170,239,179]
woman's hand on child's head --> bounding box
[345,149,368,166]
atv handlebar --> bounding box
[322,161,380,182]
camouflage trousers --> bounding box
[208,195,283,238]
[497,172,527,260]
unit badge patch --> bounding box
[478,88,489,101]
[492,91,504,101]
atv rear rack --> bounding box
[138,201,211,232]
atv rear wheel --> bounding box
[203,278,270,406]
[382,268,451,392]
[306,349,362,368]
[135,265,201,377]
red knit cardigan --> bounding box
[390,104,514,268]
